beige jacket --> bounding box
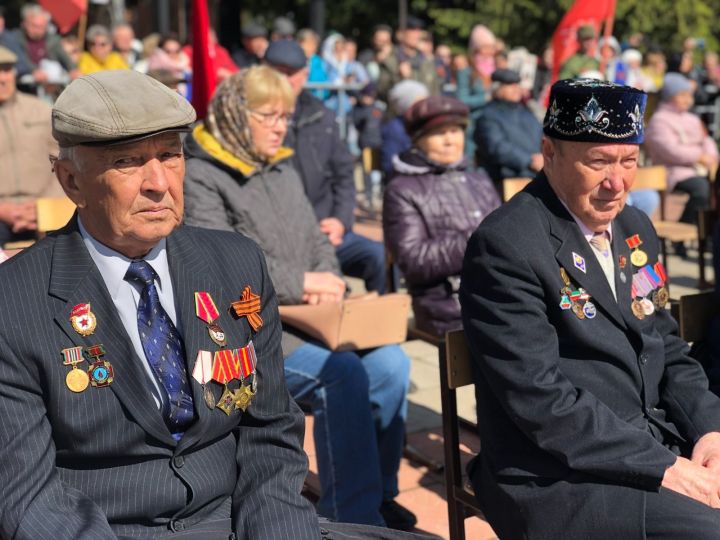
[0,91,63,202]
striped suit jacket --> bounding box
[0,221,319,539]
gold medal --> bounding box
[560,267,570,286]
[233,385,256,412]
[66,367,90,393]
[654,286,669,309]
[215,386,235,415]
[203,385,216,409]
[631,299,645,320]
[571,303,586,320]
[70,311,97,336]
[630,249,648,267]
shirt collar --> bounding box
[78,217,171,300]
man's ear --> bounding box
[541,136,555,171]
[54,158,87,209]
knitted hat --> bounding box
[661,72,693,102]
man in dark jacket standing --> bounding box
[473,69,543,184]
[265,39,386,293]
[461,79,720,539]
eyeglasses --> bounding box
[90,41,110,48]
[249,109,294,127]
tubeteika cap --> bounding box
[543,79,647,144]
[52,70,196,147]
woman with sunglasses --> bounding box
[77,25,128,75]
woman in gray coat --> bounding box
[183,66,415,531]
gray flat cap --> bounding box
[242,20,267,38]
[0,45,17,66]
[273,16,295,37]
[264,39,306,71]
[52,70,197,147]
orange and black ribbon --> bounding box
[231,286,263,332]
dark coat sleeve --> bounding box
[460,224,679,489]
[474,107,535,174]
[383,178,468,285]
[324,115,357,232]
[232,244,320,539]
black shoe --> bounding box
[379,499,417,531]
[673,241,688,259]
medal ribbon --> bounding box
[654,262,667,284]
[84,344,106,360]
[192,350,213,385]
[237,341,258,379]
[195,292,220,324]
[70,303,90,319]
[231,286,264,332]
[62,346,84,365]
[640,266,659,289]
[625,234,642,250]
[212,349,240,384]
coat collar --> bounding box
[530,174,627,330]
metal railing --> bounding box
[303,81,364,139]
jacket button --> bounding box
[639,354,648,365]
[173,455,185,468]
[170,520,185,532]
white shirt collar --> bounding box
[78,217,171,300]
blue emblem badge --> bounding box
[573,252,586,273]
[583,301,597,319]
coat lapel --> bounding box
[49,221,175,446]
[611,213,648,334]
[534,175,627,330]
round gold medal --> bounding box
[655,286,669,309]
[631,299,646,320]
[203,385,216,409]
[66,368,90,393]
[630,249,648,267]
[70,311,97,336]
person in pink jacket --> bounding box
[645,73,718,255]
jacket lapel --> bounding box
[534,176,627,330]
[49,221,175,446]
[611,213,648,334]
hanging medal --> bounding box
[195,292,226,347]
[84,344,114,387]
[192,350,216,409]
[230,286,264,332]
[625,234,648,267]
[62,346,89,393]
[234,341,258,411]
[70,303,97,336]
[211,348,241,415]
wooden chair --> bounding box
[501,177,532,203]
[37,197,76,235]
[441,329,483,540]
[670,290,716,343]
[631,166,700,279]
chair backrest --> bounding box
[502,177,532,203]
[673,290,716,343]
[445,329,474,390]
[36,197,76,234]
[632,165,668,219]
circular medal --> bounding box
[66,368,90,393]
[631,299,646,320]
[640,298,655,316]
[655,286,669,309]
[88,361,114,387]
[630,249,648,267]
[571,303,586,320]
[203,385,216,409]
[583,301,597,319]
[70,311,97,336]
[207,324,227,347]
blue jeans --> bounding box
[284,342,410,525]
[626,189,660,218]
[336,232,386,293]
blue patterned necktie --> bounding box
[124,260,194,440]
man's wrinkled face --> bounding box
[542,138,639,232]
[0,64,17,103]
[55,133,185,258]
[23,14,48,41]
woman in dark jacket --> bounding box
[383,96,500,337]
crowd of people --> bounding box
[3,3,720,538]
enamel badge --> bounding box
[572,252,586,273]
[195,292,226,347]
[84,344,114,387]
[70,303,97,336]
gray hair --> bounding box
[296,28,319,44]
[21,3,50,22]
[86,25,111,44]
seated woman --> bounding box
[182,66,414,531]
[645,72,719,255]
[78,25,128,75]
[383,96,500,337]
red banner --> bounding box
[551,0,616,83]
[39,0,87,34]
[190,0,215,120]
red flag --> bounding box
[551,0,616,84]
[39,0,87,34]
[190,0,215,120]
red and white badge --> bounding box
[69,303,96,336]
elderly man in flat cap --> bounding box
[461,79,720,539]
[0,45,64,247]
[0,70,426,540]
